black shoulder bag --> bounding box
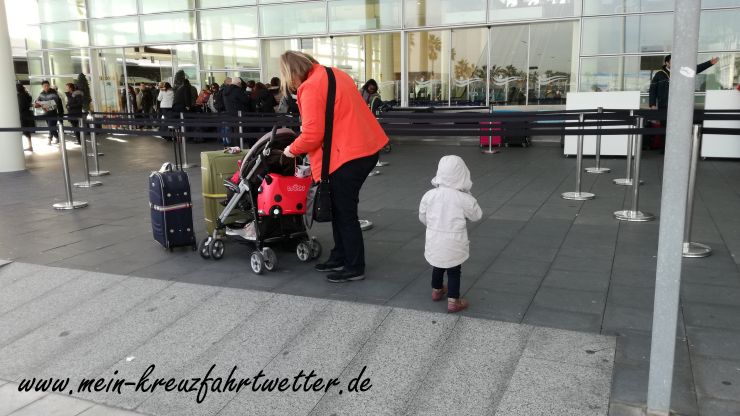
[307,67,336,226]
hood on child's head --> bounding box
[431,155,472,192]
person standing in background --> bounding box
[649,54,719,109]
[65,83,85,144]
[34,80,62,145]
[268,77,282,112]
[16,83,34,148]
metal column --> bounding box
[586,107,610,173]
[682,125,712,258]
[53,120,88,210]
[73,117,102,188]
[647,0,702,413]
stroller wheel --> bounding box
[309,238,322,260]
[296,241,311,262]
[262,247,278,272]
[250,250,265,274]
[198,237,212,259]
[210,239,225,260]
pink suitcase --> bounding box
[480,121,502,147]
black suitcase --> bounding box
[149,162,196,251]
[504,134,531,148]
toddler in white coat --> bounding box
[419,155,482,313]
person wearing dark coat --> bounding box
[65,83,85,144]
[172,79,193,114]
[222,79,251,114]
[16,84,34,142]
[649,54,719,109]
[253,82,277,114]
[34,80,63,144]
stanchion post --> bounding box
[238,110,244,149]
[481,106,500,155]
[87,113,109,176]
[586,107,610,173]
[562,113,595,200]
[613,110,642,186]
[682,124,712,258]
[53,119,88,210]
[180,112,197,169]
[74,117,101,188]
[614,116,654,221]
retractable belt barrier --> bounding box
[7,109,740,220]
[7,109,740,140]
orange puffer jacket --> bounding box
[289,64,389,181]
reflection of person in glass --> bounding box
[649,54,719,109]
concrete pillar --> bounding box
[646,0,701,414]
[0,0,25,172]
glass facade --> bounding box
[23,0,740,111]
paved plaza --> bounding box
[1,134,740,415]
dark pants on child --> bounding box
[432,265,461,299]
[327,152,379,274]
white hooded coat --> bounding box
[419,156,483,269]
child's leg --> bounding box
[447,265,462,299]
[431,267,445,290]
[431,267,447,301]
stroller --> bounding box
[198,126,322,274]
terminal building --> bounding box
[12,0,740,112]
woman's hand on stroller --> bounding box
[282,145,296,159]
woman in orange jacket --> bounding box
[282,51,389,283]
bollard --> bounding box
[562,113,595,200]
[586,107,610,174]
[180,112,197,169]
[53,120,88,210]
[682,124,712,258]
[481,108,500,155]
[614,116,654,221]
[613,111,642,186]
[87,114,110,176]
[238,110,244,149]
[74,117,102,188]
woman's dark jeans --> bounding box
[327,152,379,274]
[432,265,462,299]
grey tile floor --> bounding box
[0,262,614,416]
[1,134,740,415]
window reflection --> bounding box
[408,30,451,106]
[199,8,258,40]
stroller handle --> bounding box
[263,125,279,157]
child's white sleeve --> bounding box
[418,193,428,226]
[465,195,483,222]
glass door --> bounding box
[94,48,126,113]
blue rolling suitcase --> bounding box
[149,162,196,251]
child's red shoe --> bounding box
[448,298,468,313]
[432,285,447,302]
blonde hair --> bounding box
[279,51,319,95]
